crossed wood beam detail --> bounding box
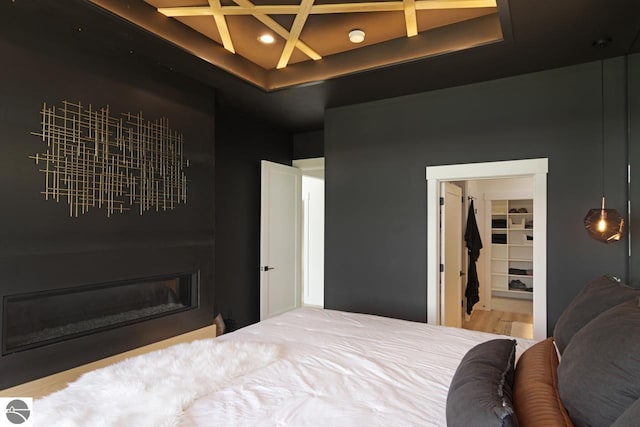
[158,0,497,69]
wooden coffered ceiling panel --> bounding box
[299,8,495,58]
[90,0,506,90]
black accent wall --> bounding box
[0,6,215,387]
[214,102,292,330]
[293,130,324,159]
[629,55,640,285]
[325,57,635,335]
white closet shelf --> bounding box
[492,228,534,231]
[490,243,533,247]
[491,273,534,278]
[489,198,534,301]
[492,289,533,300]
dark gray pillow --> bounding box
[558,298,640,427]
[611,398,640,427]
[553,275,640,354]
[446,339,518,427]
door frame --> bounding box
[426,158,548,340]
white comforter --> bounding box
[182,307,535,427]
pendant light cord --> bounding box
[601,58,606,200]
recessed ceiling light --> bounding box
[259,34,275,44]
[348,29,365,44]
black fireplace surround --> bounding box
[2,273,197,355]
[0,245,214,391]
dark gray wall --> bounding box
[214,103,292,330]
[293,130,324,159]
[0,7,215,387]
[629,54,640,285]
[325,57,633,335]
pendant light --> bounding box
[583,38,624,243]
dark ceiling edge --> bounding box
[266,13,504,91]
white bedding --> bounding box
[182,307,536,427]
[34,340,279,427]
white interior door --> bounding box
[260,160,302,320]
[441,182,463,328]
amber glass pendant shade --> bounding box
[584,197,624,243]
[584,49,625,244]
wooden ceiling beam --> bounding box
[155,0,497,64]
[158,7,213,17]
[415,0,496,11]
[403,0,418,37]
[222,3,403,15]
[207,0,235,53]
[232,0,322,62]
[157,0,496,17]
[221,5,301,15]
[276,0,315,69]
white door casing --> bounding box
[260,160,302,320]
[441,182,463,328]
[426,158,548,340]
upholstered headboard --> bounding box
[513,338,573,427]
[515,276,640,427]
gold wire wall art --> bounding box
[30,101,189,217]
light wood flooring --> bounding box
[463,310,533,339]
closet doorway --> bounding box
[465,178,535,339]
[426,159,548,341]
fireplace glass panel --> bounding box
[3,273,196,354]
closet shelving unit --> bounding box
[490,199,533,300]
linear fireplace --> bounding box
[2,273,198,355]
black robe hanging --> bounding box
[464,200,483,315]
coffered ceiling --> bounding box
[2,1,639,131]
[90,0,506,90]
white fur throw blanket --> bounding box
[34,340,279,427]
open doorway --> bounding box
[426,159,548,341]
[461,178,535,339]
[293,158,325,308]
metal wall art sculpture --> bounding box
[31,101,189,217]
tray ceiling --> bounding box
[90,0,506,90]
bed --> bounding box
[33,276,640,427]
[34,307,533,426]
[185,307,535,426]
